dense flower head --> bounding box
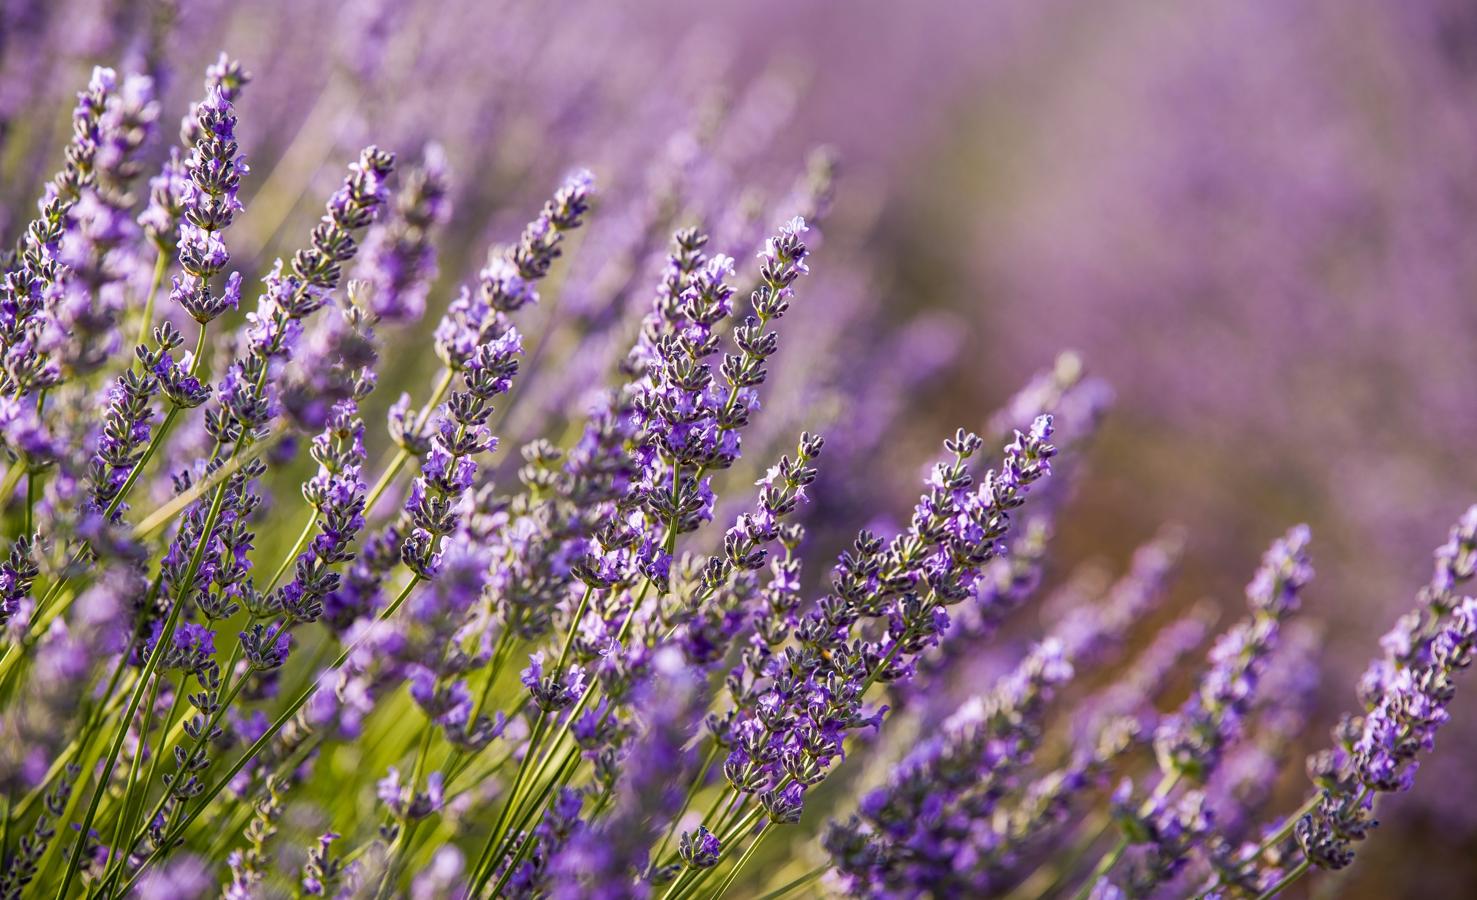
[357,143,451,323]
[1283,507,1477,878]
[169,76,248,325]
[433,170,594,370]
[1154,525,1313,782]
[3,32,1477,900]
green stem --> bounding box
[666,804,765,900]
[54,586,189,899]
[754,864,829,900]
[23,460,36,536]
[117,576,423,896]
[104,670,179,888]
[1063,773,1181,900]
[468,585,595,888]
[486,748,583,897]
[1257,860,1311,900]
[0,463,23,507]
[134,248,168,353]
[710,822,772,900]
[1069,837,1129,900]
[363,368,456,518]
[114,673,248,891]
[471,626,517,722]
[1256,794,1320,859]
[23,390,46,527]
[131,433,282,539]
[59,470,230,897]
[378,647,448,895]
[652,740,719,868]
[470,709,549,890]
[266,512,317,593]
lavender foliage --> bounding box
[0,12,1473,899]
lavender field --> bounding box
[2,0,1475,897]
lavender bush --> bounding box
[1,3,1475,898]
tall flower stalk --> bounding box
[2,42,1477,900]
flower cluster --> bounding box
[2,39,1476,900]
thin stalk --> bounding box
[23,390,45,535]
[363,447,411,518]
[378,645,448,896]
[60,471,230,896]
[652,740,719,866]
[116,576,423,895]
[0,463,23,505]
[31,704,117,888]
[1253,794,1320,861]
[131,433,282,538]
[54,585,190,899]
[134,248,169,352]
[118,673,248,885]
[101,319,205,525]
[470,709,549,889]
[487,582,646,855]
[22,461,35,536]
[363,369,456,517]
[1064,773,1182,900]
[1069,837,1129,900]
[265,512,317,593]
[713,789,746,842]
[438,630,522,788]
[444,746,518,804]
[1256,859,1311,900]
[665,804,765,900]
[468,585,595,885]
[486,748,583,897]
[1193,793,1324,900]
[104,671,179,887]
[754,864,828,900]
[710,822,772,900]
[471,626,518,721]
[0,795,9,880]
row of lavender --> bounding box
[1,49,1474,900]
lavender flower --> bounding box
[1154,525,1314,782]
[433,170,592,371]
[401,329,520,578]
[140,56,250,251]
[827,639,1075,895]
[0,764,78,896]
[547,648,703,898]
[1094,526,1312,896]
[0,67,113,401]
[357,143,451,323]
[717,418,1055,854]
[6,29,1477,900]
[301,831,353,895]
[54,71,159,375]
[1282,508,1477,877]
[168,83,246,324]
[0,535,39,628]
[87,323,204,522]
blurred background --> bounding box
[4,0,1475,895]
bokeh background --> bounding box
[4,0,1475,895]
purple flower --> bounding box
[171,79,248,324]
[433,170,593,371]
[522,650,587,712]
[357,143,451,323]
[1153,526,1313,782]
